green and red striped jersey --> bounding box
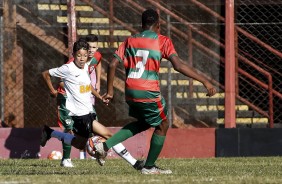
[88,51,102,74]
[114,30,177,102]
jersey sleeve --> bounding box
[49,64,70,79]
[113,39,127,63]
[94,52,102,63]
[89,52,102,67]
[66,57,74,64]
[88,52,102,74]
[159,35,178,60]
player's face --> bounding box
[74,48,88,69]
[88,42,98,58]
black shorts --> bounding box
[71,113,97,138]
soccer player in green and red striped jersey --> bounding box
[96,9,216,174]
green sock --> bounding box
[62,142,71,159]
[145,133,166,167]
[105,121,147,149]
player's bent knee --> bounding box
[157,120,169,135]
[104,132,113,139]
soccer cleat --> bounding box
[133,160,145,170]
[94,143,107,160]
[96,158,106,166]
[40,125,53,147]
[141,165,172,174]
[60,158,74,167]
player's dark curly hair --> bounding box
[85,34,98,42]
[142,8,159,28]
[73,39,89,53]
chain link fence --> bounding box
[0,0,281,128]
[236,0,282,125]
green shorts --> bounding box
[127,96,168,127]
[57,93,74,131]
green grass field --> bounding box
[1,157,282,183]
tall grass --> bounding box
[1,157,282,183]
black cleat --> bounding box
[133,160,145,170]
[40,125,53,147]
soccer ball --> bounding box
[47,150,63,160]
[86,135,103,157]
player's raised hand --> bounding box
[203,82,216,97]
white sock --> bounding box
[80,151,86,159]
[51,130,74,145]
[112,143,136,166]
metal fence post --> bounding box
[225,0,236,128]
[166,10,172,127]
[0,16,3,122]
[67,0,76,59]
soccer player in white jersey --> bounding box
[41,39,144,170]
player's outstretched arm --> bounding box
[102,57,119,104]
[42,70,58,97]
[170,56,216,97]
[95,61,102,93]
[91,85,102,100]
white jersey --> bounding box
[49,62,93,116]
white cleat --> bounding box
[60,158,74,168]
[141,165,172,174]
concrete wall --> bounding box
[216,128,282,157]
[0,127,215,159]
